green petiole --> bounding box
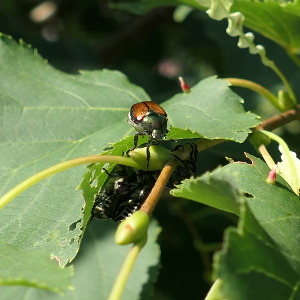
[0,155,143,209]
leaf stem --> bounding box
[270,64,297,105]
[224,78,280,110]
[140,157,178,215]
[258,144,276,169]
[0,155,142,209]
[107,236,147,300]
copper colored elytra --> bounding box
[130,101,167,122]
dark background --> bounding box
[1,1,299,299]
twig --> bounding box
[140,157,177,215]
[257,104,300,131]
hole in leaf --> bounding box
[244,192,254,198]
[103,146,113,151]
[69,219,80,231]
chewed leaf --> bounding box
[78,136,135,227]
[0,34,151,266]
[0,221,161,299]
[217,154,300,273]
[277,145,300,195]
[213,206,300,300]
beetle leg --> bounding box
[126,133,140,156]
[102,168,112,177]
[186,143,198,172]
[171,144,184,152]
[133,133,139,149]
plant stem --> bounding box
[107,236,147,300]
[271,64,297,105]
[225,78,281,110]
[258,144,276,169]
[0,155,142,209]
[257,104,300,131]
[140,157,178,215]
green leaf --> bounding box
[217,155,300,273]
[78,136,139,229]
[171,171,241,215]
[0,34,150,269]
[192,154,300,298]
[0,220,161,300]
[213,208,300,300]
[163,77,260,143]
[0,241,73,293]
[231,1,300,56]
[280,0,300,18]
[167,127,204,139]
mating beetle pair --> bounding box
[92,146,198,223]
[93,101,168,222]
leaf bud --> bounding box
[178,76,191,93]
[115,211,150,245]
[266,167,277,185]
[129,145,171,170]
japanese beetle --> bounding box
[128,101,168,168]
[92,165,156,222]
[112,181,154,222]
[92,165,133,220]
[168,143,198,188]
